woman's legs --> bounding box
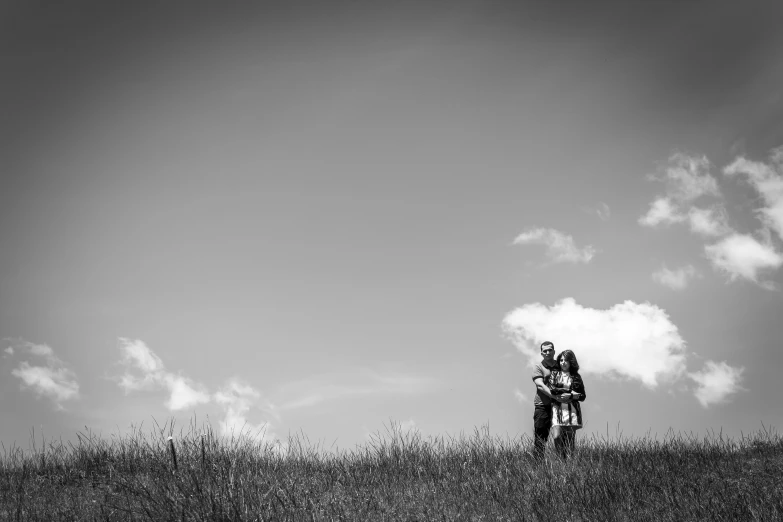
[552,426,576,459]
[563,427,576,457]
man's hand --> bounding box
[557,393,571,403]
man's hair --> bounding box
[540,341,554,351]
[556,350,580,373]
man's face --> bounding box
[540,345,555,363]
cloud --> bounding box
[116,338,210,411]
[512,228,597,263]
[502,298,687,388]
[7,341,79,409]
[513,389,529,404]
[397,418,417,434]
[658,153,720,202]
[277,369,438,411]
[639,197,685,228]
[687,206,731,237]
[688,360,744,408]
[640,148,783,287]
[214,378,277,439]
[595,202,611,221]
[639,154,726,233]
[652,264,699,290]
[12,363,80,407]
[724,146,783,242]
[704,233,783,288]
[163,374,211,411]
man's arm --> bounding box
[533,377,568,402]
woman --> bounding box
[548,350,586,459]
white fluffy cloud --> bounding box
[116,338,210,411]
[688,360,744,408]
[704,233,783,288]
[502,298,687,388]
[724,146,783,242]
[652,264,699,290]
[9,341,79,409]
[512,228,596,263]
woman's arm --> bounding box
[570,374,586,402]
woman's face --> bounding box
[560,356,571,372]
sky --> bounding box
[2,0,783,451]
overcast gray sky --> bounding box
[2,0,782,449]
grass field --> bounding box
[1,419,781,521]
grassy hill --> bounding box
[1,421,781,520]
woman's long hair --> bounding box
[556,350,580,373]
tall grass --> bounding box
[1,419,781,520]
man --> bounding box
[531,341,568,458]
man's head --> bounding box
[540,341,555,363]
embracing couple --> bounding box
[531,341,586,459]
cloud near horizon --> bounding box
[503,298,687,388]
[276,369,438,411]
[512,228,596,264]
[7,340,79,409]
[688,360,745,408]
[116,338,210,411]
[214,378,278,440]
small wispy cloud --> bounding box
[724,146,783,242]
[639,197,686,228]
[704,233,783,289]
[397,418,418,434]
[512,227,596,264]
[116,338,210,411]
[652,264,699,290]
[214,378,278,440]
[594,202,611,221]
[688,360,744,408]
[7,340,79,409]
[513,388,529,404]
[656,153,721,202]
[687,206,731,237]
[639,153,725,232]
[277,369,438,411]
